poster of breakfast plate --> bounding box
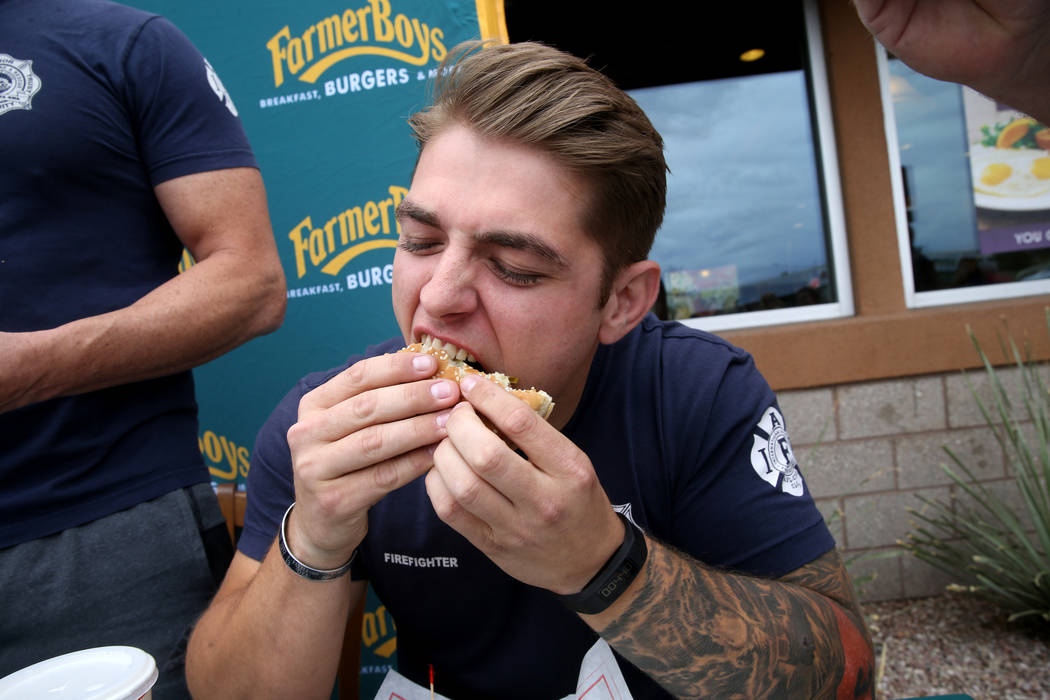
[963,87,1050,255]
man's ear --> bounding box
[598,260,662,345]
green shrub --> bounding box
[903,314,1050,624]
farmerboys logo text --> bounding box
[287,185,406,280]
[282,185,405,300]
[266,0,446,87]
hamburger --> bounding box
[401,335,554,420]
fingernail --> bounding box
[460,375,479,394]
[413,355,433,372]
[435,409,451,428]
[430,380,452,399]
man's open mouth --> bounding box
[418,334,485,372]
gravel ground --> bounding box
[862,591,1050,699]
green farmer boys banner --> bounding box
[125,0,506,694]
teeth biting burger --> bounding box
[401,335,554,420]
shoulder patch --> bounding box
[204,58,238,116]
[0,54,42,116]
[749,406,804,496]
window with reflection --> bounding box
[633,70,831,320]
[504,0,849,330]
[882,54,1050,305]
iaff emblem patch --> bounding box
[204,58,238,117]
[0,54,42,116]
[750,406,804,496]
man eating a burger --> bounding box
[186,41,874,699]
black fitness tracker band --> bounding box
[558,511,648,614]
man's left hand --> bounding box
[425,373,625,595]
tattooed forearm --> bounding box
[595,542,875,699]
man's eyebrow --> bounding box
[396,200,440,228]
[396,200,571,270]
[476,230,570,270]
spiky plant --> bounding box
[904,313,1050,624]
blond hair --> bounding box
[408,40,667,303]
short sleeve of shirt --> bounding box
[570,317,833,580]
[123,16,257,185]
[671,348,833,577]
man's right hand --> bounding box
[283,349,462,570]
[185,353,452,700]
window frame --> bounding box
[716,0,1050,393]
[877,45,1050,310]
[669,0,853,333]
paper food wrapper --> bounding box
[372,639,634,700]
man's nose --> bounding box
[419,249,478,318]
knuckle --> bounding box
[286,420,308,449]
[373,448,429,492]
[564,452,598,489]
[431,499,450,521]
[314,488,345,518]
[358,426,385,460]
[491,524,525,554]
[535,496,565,527]
[452,475,484,509]
[430,491,459,523]
[371,459,400,490]
[292,452,320,481]
[471,441,505,478]
[432,436,453,462]
[345,361,368,390]
[350,390,378,421]
[501,403,534,438]
[500,527,527,551]
[288,427,325,480]
[295,393,315,420]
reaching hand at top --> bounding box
[853,0,1050,122]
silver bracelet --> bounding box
[278,502,355,581]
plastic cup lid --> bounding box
[0,646,158,699]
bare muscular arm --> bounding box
[591,543,875,699]
[187,548,363,700]
[0,167,285,413]
[188,351,457,698]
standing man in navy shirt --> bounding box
[0,1,285,696]
[188,40,874,698]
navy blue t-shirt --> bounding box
[0,0,257,547]
[241,315,834,698]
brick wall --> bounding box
[777,364,1042,602]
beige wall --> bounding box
[779,361,1043,601]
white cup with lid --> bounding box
[0,646,158,699]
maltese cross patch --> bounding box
[749,406,804,496]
